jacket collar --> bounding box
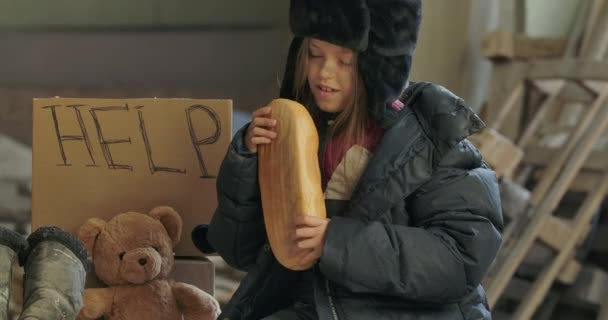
[344,82,484,221]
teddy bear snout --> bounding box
[119,247,162,284]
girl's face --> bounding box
[307,39,356,113]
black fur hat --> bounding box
[280,0,422,127]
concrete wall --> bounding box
[0,0,288,28]
[410,0,496,112]
[525,0,580,37]
[0,28,291,145]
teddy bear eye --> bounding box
[119,252,126,260]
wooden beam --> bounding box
[558,259,582,285]
[580,0,608,60]
[580,0,607,54]
[563,1,593,58]
[517,80,566,147]
[524,147,608,171]
[485,62,528,140]
[513,173,608,319]
[485,85,608,307]
[531,170,608,194]
[468,128,523,178]
[538,216,591,251]
[481,31,567,60]
[530,84,608,206]
[528,59,608,80]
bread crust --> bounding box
[258,99,327,270]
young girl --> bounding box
[203,0,503,319]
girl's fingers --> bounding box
[297,237,321,250]
[252,126,277,139]
[252,116,277,128]
[251,137,272,145]
[289,246,312,259]
[299,248,321,267]
[295,227,318,239]
[294,215,325,227]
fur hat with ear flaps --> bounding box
[280,0,422,127]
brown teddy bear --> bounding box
[76,206,220,320]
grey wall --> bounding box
[0,0,499,146]
[0,29,290,88]
[0,1,288,29]
[0,28,291,145]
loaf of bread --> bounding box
[258,99,327,270]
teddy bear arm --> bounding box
[171,281,221,320]
[78,287,115,320]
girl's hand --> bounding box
[293,215,330,268]
[244,106,278,153]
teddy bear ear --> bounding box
[77,218,106,258]
[149,206,182,247]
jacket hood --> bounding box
[280,0,422,127]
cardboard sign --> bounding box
[32,98,232,256]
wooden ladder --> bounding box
[482,3,608,317]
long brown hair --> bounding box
[293,37,370,150]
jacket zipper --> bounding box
[325,279,339,320]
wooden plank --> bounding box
[517,80,566,147]
[528,59,608,80]
[538,216,591,251]
[531,169,608,194]
[485,84,608,307]
[580,1,608,60]
[530,82,608,206]
[524,147,608,172]
[481,31,567,60]
[513,173,608,319]
[580,0,607,54]
[486,62,528,140]
[468,128,523,178]
[558,259,583,285]
[563,1,593,58]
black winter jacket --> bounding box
[207,82,503,320]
